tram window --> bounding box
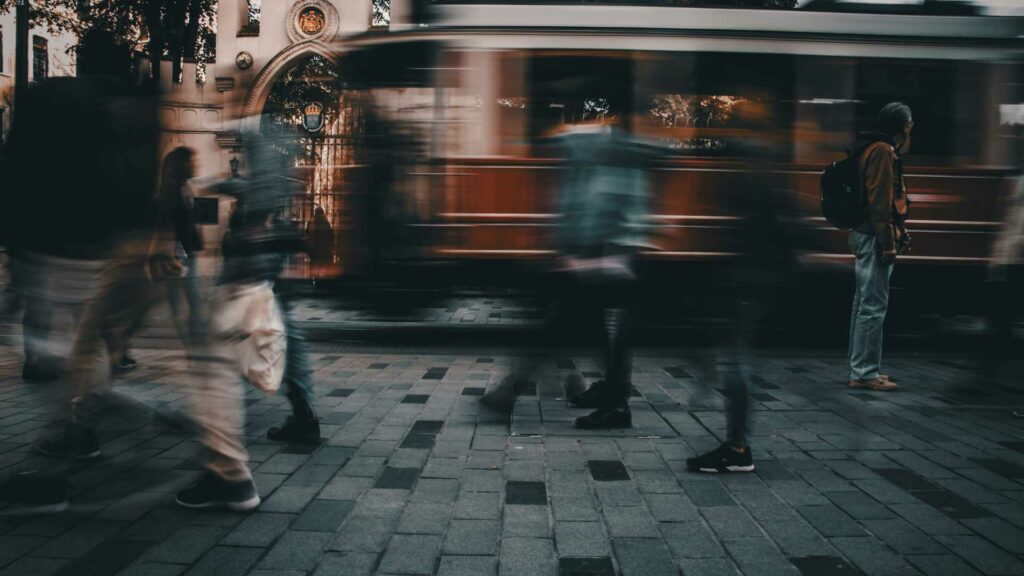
[635,52,795,158]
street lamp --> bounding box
[230,155,240,178]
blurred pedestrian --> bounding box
[219,123,321,446]
[846,102,912,392]
[0,28,167,513]
[551,112,654,430]
[687,99,804,473]
[159,147,207,349]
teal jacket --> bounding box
[554,126,655,258]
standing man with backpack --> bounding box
[847,102,913,391]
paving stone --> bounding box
[54,539,154,576]
[825,491,896,520]
[311,552,379,576]
[453,492,501,520]
[31,518,126,558]
[409,479,461,504]
[329,515,396,553]
[183,546,261,576]
[437,555,497,576]
[258,531,333,572]
[905,554,984,576]
[602,507,659,538]
[293,499,355,532]
[830,537,921,576]
[759,520,835,558]
[789,556,864,576]
[378,534,442,575]
[887,503,972,535]
[587,461,630,482]
[221,513,295,547]
[554,522,610,558]
[499,537,556,576]
[962,517,1024,554]
[680,481,736,507]
[860,518,946,555]
[723,538,801,576]
[397,503,452,535]
[557,557,616,576]
[504,505,552,538]
[462,469,504,493]
[796,505,867,537]
[933,534,1024,575]
[141,526,224,564]
[0,558,70,576]
[676,558,742,576]
[660,522,725,559]
[375,467,421,490]
[443,520,499,555]
[643,493,700,522]
[612,538,678,576]
[506,481,548,505]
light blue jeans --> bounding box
[848,230,894,381]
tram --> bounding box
[324,4,1024,310]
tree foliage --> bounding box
[0,0,216,83]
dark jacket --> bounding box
[0,76,159,259]
[853,132,909,255]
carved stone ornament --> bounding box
[286,0,339,43]
[235,51,254,70]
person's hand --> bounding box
[148,255,184,280]
[881,250,897,265]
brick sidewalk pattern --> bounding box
[1,346,1023,576]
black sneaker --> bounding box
[267,416,321,444]
[574,406,632,430]
[38,426,101,461]
[175,472,260,512]
[687,443,755,473]
[0,471,69,515]
[113,355,138,375]
[569,380,611,409]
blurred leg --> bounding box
[848,231,893,382]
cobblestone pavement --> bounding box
[1,341,1024,576]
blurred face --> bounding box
[897,122,913,154]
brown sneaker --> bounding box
[848,378,897,391]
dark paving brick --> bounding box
[506,481,548,505]
[402,394,430,404]
[411,421,445,434]
[53,539,154,576]
[326,389,355,398]
[282,441,325,454]
[183,546,261,576]
[933,534,1024,575]
[905,554,984,576]
[587,461,630,482]
[221,513,295,547]
[461,387,486,396]
[423,368,448,380]
[790,556,863,576]
[401,433,437,450]
[663,367,691,379]
[829,537,921,576]
[970,458,1024,480]
[558,557,616,576]
[375,467,421,490]
[259,531,333,572]
[477,358,494,363]
[369,363,389,369]
[293,499,355,532]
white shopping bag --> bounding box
[208,282,286,393]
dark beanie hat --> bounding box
[877,102,913,136]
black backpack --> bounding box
[820,146,868,230]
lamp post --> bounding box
[229,154,240,178]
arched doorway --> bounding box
[262,53,362,279]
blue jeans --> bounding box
[275,289,314,410]
[848,230,894,381]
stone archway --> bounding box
[241,40,341,123]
